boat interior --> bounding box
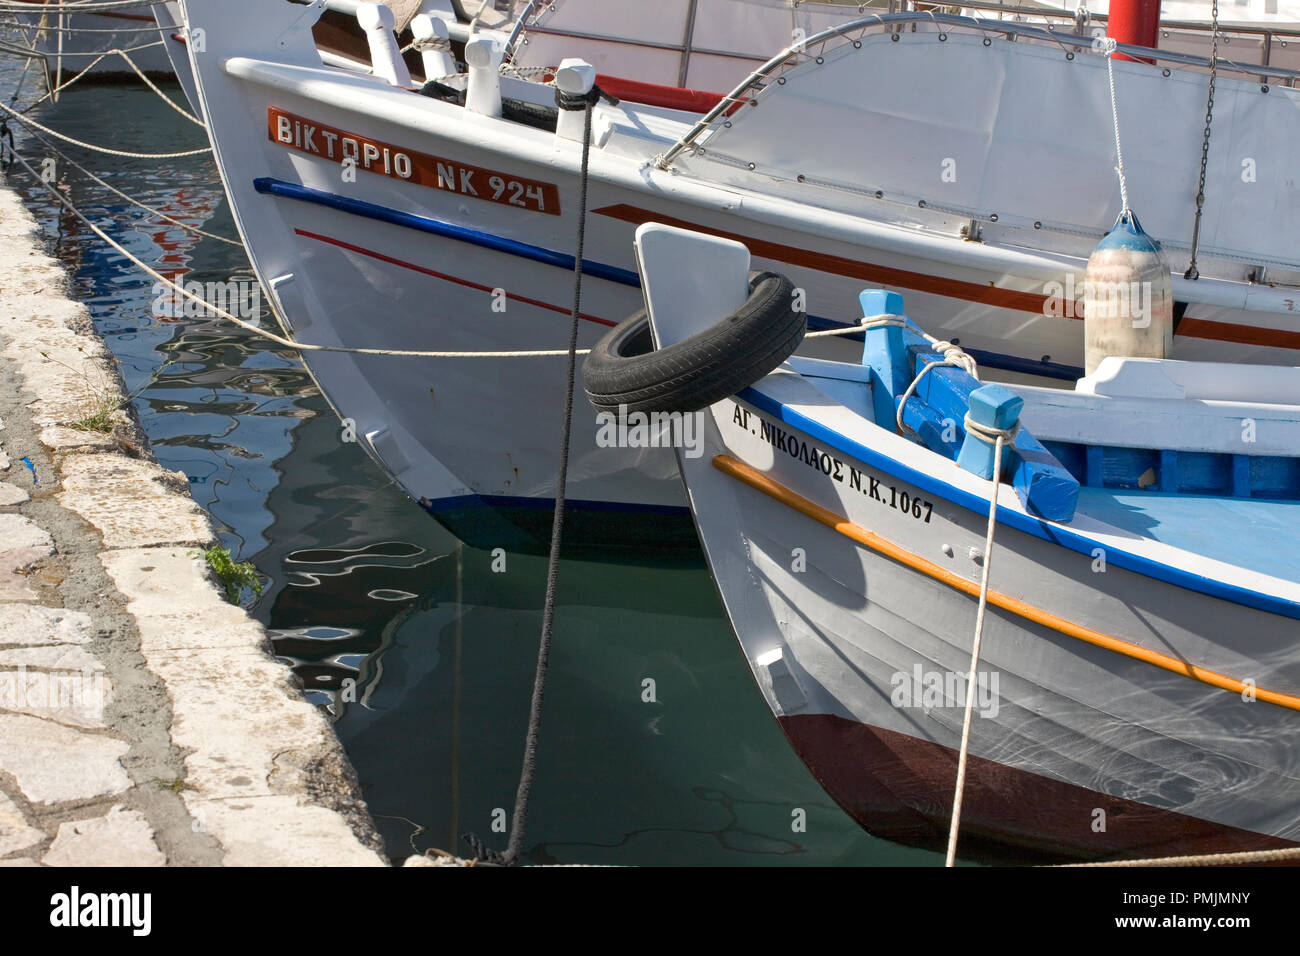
[638,222,1300,591]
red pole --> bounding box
[1107,0,1161,62]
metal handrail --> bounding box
[951,0,1300,34]
[655,10,1300,170]
[922,0,1300,38]
[503,0,543,63]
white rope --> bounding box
[963,412,1019,448]
[894,341,978,435]
[803,323,876,338]
[13,45,202,124]
[1101,37,1130,216]
[23,125,240,244]
[14,47,110,105]
[0,96,209,157]
[804,313,981,434]
[9,148,591,359]
[848,307,1003,865]
[1055,843,1300,868]
[115,47,203,125]
[5,20,166,33]
[0,0,162,10]
[944,426,1010,868]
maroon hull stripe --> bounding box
[594,204,1300,352]
[779,713,1298,864]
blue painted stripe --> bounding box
[736,384,1300,620]
[253,177,642,288]
[257,176,1082,383]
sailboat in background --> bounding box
[2,0,174,84]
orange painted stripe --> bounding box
[595,203,1048,314]
[595,204,1300,351]
[713,454,1300,713]
[1177,316,1300,351]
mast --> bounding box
[1107,0,1161,61]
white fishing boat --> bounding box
[4,0,174,83]
[182,0,1300,555]
[643,220,1300,861]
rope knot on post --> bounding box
[962,413,1020,448]
[555,84,618,111]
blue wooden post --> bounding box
[957,384,1023,481]
[859,289,911,430]
[1158,449,1179,493]
[1232,454,1252,498]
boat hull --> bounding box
[12,4,173,81]
[183,0,1300,554]
[679,387,1300,861]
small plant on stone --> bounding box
[155,776,195,793]
[38,349,167,434]
[194,545,264,605]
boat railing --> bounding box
[502,0,543,63]
[911,0,1300,77]
[505,0,714,88]
[655,9,1300,170]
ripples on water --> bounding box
[0,69,933,865]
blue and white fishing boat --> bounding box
[640,222,1300,861]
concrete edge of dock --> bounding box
[0,177,389,866]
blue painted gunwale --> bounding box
[735,383,1300,621]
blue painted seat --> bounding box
[1074,489,1300,587]
[858,289,1080,523]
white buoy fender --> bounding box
[1083,210,1173,375]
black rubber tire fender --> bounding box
[582,271,804,415]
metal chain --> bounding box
[1186,0,1219,280]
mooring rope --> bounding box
[20,124,240,244]
[852,313,980,436]
[16,49,114,108]
[7,147,602,358]
[495,85,610,867]
[0,96,209,157]
[1055,843,1300,868]
[0,0,163,10]
[944,425,1010,868]
[112,46,203,125]
[10,42,202,123]
[5,20,165,33]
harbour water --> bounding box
[4,76,939,865]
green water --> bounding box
[1,73,937,865]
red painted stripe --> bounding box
[94,10,154,22]
[594,204,1300,352]
[294,229,617,327]
[594,74,725,114]
[525,26,764,64]
[11,1,154,22]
